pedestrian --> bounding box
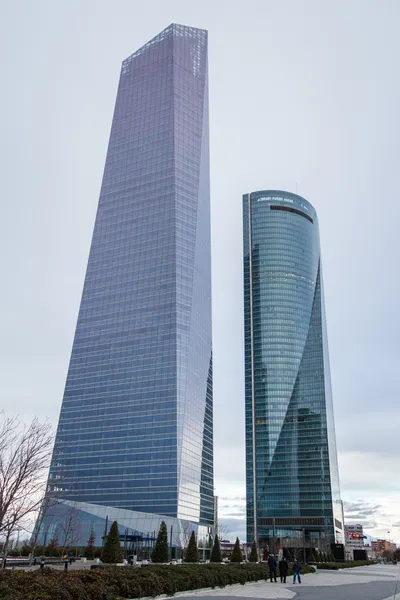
[40,557,45,570]
[33,556,37,566]
[278,556,288,583]
[293,559,301,584]
[267,553,277,583]
[63,554,69,571]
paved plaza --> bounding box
[179,565,400,600]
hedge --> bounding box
[0,563,315,600]
[317,560,375,570]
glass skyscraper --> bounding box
[243,190,344,555]
[41,24,213,549]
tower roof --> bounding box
[125,23,207,61]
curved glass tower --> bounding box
[243,190,343,555]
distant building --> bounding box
[371,539,397,556]
[220,540,248,557]
[345,524,366,560]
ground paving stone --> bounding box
[179,564,400,600]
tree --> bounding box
[180,521,192,551]
[151,521,169,563]
[58,505,80,554]
[0,414,53,565]
[314,549,320,562]
[230,537,243,563]
[249,540,258,562]
[185,530,199,563]
[393,548,400,561]
[216,522,230,541]
[29,496,55,564]
[102,521,123,564]
[85,527,96,559]
[210,534,222,563]
[308,549,316,563]
[46,533,59,557]
[382,549,394,562]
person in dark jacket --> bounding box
[293,559,301,584]
[267,554,277,582]
[278,557,288,583]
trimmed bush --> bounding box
[230,538,243,563]
[185,531,199,563]
[151,521,169,564]
[249,540,258,563]
[210,535,222,563]
[0,563,315,600]
[102,521,123,564]
[317,560,375,570]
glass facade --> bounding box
[243,190,343,553]
[41,24,213,546]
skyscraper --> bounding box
[41,24,213,549]
[243,190,344,555]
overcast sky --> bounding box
[1,0,399,544]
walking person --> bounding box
[279,556,288,583]
[293,559,301,584]
[268,553,277,583]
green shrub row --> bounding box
[0,563,315,600]
[317,560,375,570]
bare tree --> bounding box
[0,414,53,565]
[28,495,56,564]
[58,504,81,555]
[179,521,193,550]
[216,522,230,540]
[382,549,394,562]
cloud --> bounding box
[219,497,246,502]
[343,500,382,519]
[339,452,400,493]
[219,518,246,542]
[337,411,400,453]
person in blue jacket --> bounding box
[293,559,301,583]
[267,553,277,582]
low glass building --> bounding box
[243,190,344,556]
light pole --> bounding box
[170,525,173,561]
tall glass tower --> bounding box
[41,24,213,549]
[243,190,344,555]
